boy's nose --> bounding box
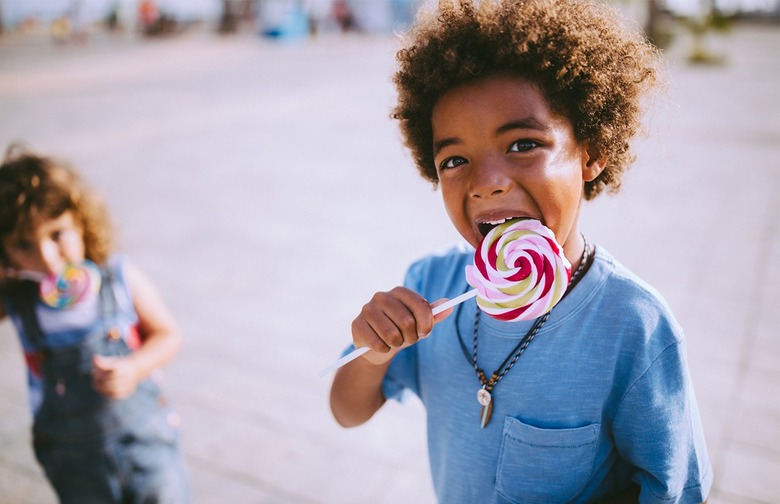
[469,158,512,199]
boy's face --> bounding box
[431,74,605,263]
[2,210,85,277]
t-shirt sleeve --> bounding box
[612,341,713,504]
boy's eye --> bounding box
[439,156,467,170]
[508,139,539,152]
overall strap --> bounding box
[98,262,119,323]
[6,281,47,349]
[92,260,130,348]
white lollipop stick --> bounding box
[318,289,477,377]
[317,347,371,378]
[429,289,477,314]
[5,269,46,281]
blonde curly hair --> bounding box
[392,0,663,199]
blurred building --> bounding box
[0,0,777,35]
[0,0,422,33]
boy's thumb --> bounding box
[430,299,455,323]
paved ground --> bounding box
[0,21,777,504]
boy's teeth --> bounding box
[478,217,529,237]
[486,217,524,225]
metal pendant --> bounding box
[478,387,493,428]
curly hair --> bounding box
[392,0,663,199]
[0,144,113,266]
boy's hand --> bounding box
[352,287,453,365]
[92,354,141,399]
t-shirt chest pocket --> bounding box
[496,417,600,503]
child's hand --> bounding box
[92,354,141,399]
[352,287,453,365]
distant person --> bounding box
[218,0,239,34]
[329,1,712,502]
[106,1,121,32]
[50,15,72,44]
[332,0,355,32]
[138,0,160,32]
[0,145,190,503]
[391,0,415,30]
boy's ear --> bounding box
[582,144,608,182]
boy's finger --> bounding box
[382,296,423,347]
[393,288,435,338]
[359,293,417,349]
[352,318,391,353]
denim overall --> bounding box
[9,264,189,504]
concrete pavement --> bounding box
[0,22,777,504]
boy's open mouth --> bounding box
[477,216,533,239]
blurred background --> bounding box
[0,1,778,503]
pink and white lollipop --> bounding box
[466,218,571,321]
[319,219,571,376]
[40,260,102,309]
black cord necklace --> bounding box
[455,235,592,428]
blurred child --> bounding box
[329,1,712,502]
[0,145,190,503]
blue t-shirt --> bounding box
[382,243,712,504]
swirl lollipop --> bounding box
[465,219,571,322]
[40,260,102,309]
[318,219,571,376]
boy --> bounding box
[330,1,712,503]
